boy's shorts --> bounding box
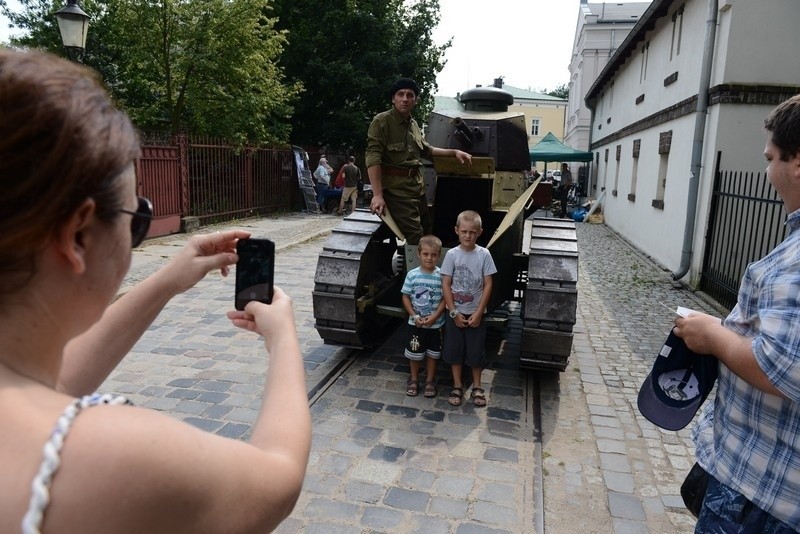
[442,314,487,368]
[404,324,443,361]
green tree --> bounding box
[546,83,569,100]
[1,0,300,143]
[269,0,449,152]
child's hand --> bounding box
[466,313,482,328]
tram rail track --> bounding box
[304,322,547,533]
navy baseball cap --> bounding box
[637,329,718,431]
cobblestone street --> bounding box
[101,213,722,532]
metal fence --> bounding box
[700,153,787,311]
[186,136,297,224]
[135,135,344,234]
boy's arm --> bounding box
[474,274,493,315]
[420,294,447,328]
[467,274,494,328]
[442,274,468,327]
[431,298,446,321]
[442,275,455,312]
[401,294,417,320]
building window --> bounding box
[653,132,672,209]
[612,144,621,197]
[640,41,650,83]
[670,5,684,60]
[629,139,640,202]
[608,82,613,110]
[531,118,541,136]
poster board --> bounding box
[293,146,320,214]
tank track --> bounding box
[520,217,578,371]
[312,209,402,347]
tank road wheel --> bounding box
[313,209,403,347]
[520,217,579,372]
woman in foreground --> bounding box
[0,48,311,533]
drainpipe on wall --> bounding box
[672,0,719,281]
[586,104,595,194]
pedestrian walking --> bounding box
[337,156,362,215]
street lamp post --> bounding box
[55,0,90,62]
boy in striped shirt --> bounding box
[401,235,446,398]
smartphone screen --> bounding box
[235,238,275,310]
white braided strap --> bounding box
[22,393,132,534]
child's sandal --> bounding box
[471,387,487,407]
[423,382,437,398]
[447,387,464,406]
[406,377,418,397]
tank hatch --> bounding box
[459,87,514,112]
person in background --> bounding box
[365,77,472,245]
[334,163,346,189]
[441,210,497,408]
[313,155,334,209]
[337,156,362,216]
[400,235,445,398]
[556,164,573,218]
[560,163,573,185]
[675,93,800,533]
[0,48,311,534]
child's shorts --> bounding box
[404,324,443,361]
[442,314,487,368]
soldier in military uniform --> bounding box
[365,78,472,245]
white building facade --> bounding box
[565,1,650,157]
[585,0,800,287]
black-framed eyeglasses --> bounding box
[119,196,153,248]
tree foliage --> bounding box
[1,0,299,143]
[1,0,449,147]
[546,83,569,100]
[269,0,450,152]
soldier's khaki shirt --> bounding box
[365,107,432,172]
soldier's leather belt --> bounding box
[381,166,419,177]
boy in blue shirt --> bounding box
[441,210,497,407]
[401,235,446,397]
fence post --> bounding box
[177,133,189,216]
[245,146,254,209]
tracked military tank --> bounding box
[312,86,577,371]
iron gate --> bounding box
[700,152,787,311]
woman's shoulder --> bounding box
[41,401,285,532]
[15,400,210,531]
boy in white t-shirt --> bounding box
[441,210,497,407]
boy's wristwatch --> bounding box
[449,309,459,319]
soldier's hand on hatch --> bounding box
[455,150,472,166]
[370,193,385,216]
